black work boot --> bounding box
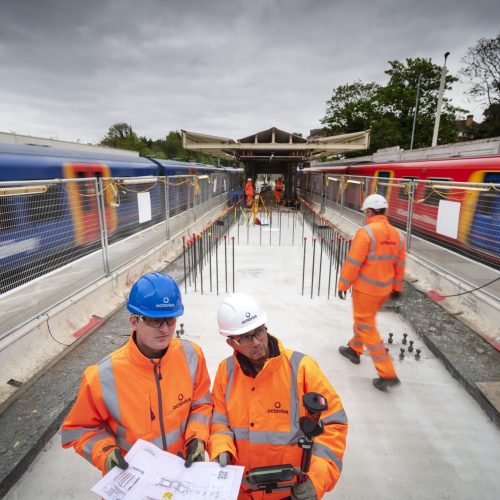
[339,345,360,365]
[372,377,401,391]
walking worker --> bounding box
[338,194,406,391]
[209,293,347,499]
[245,178,255,207]
[275,177,283,205]
[61,273,212,474]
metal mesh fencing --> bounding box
[301,173,500,273]
[410,179,500,270]
[0,172,242,339]
[0,178,107,337]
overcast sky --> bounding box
[1,0,499,145]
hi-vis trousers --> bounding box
[348,289,397,379]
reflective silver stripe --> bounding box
[356,323,370,331]
[359,273,393,287]
[233,426,250,441]
[156,427,183,448]
[213,411,230,426]
[213,429,235,438]
[249,430,300,445]
[312,441,343,472]
[351,340,363,347]
[98,356,127,446]
[322,409,348,425]
[186,412,211,426]
[191,392,212,407]
[82,430,112,463]
[396,261,406,267]
[339,277,353,285]
[288,351,304,442]
[371,353,390,361]
[181,340,198,387]
[224,356,235,406]
[367,343,385,351]
[367,254,398,261]
[346,256,362,266]
[398,229,405,251]
[61,423,106,446]
[362,225,376,255]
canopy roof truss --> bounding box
[181,127,371,162]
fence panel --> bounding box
[0,178,107,337]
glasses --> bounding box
[229,326,267,346]
[136,316,176,328]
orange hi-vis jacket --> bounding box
[245,181,255,197]
[275,179,283,192]
[61,336,212,474]
[208,337,347,499]
[339,214,406,297]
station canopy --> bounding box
[181,127,371,164]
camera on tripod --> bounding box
[245,392,328,494]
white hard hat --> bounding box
[361,194,388,211]
[217,293,267,336]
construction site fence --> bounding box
[297,173,500,271]
[0,172,241,339]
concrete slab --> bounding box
[2,212,500,500]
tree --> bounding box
[321,81,381,136]
[379,58,463,148]
[460,33,500,106]
[321,58,464,155]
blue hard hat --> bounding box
[127,273,184,318]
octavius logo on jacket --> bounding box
[267,401,289,414]
[172,393,192,410]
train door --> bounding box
[374,170,392,198]
[63,163,116,246]
[469,172,500,254]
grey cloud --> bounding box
[1,0,499,142]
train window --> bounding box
[0,197,15,229]
[375,171,391,198]
[424,178,452,207]
[399,177,418,200]
[26,185,65,223]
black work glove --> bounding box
[291,477,317,500]
[184,438,205,468]
[390,291,402,300]
[338,290,347,300]
[214,451,231,467]
[104,447,128,473]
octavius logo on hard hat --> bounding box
[241,312,257,324]
[156,296,174,308]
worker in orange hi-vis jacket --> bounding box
[337,194,406,391]
[209,293,348,499]
[245,178,255,207]
[61,273,212,475]
[274,177,283,205]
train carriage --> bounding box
[300,156,500,265]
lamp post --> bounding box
[410,74,422,150]
[431,52,450,147]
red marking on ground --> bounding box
[72,316,103,338]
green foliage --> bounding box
[321,58,465,155]
[475,103,500,138]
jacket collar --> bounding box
[124,332,175,369]
[235,334,283,378]
[366,214,388,224]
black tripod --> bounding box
[245,392,328,495]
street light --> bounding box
[431,52,450,147]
